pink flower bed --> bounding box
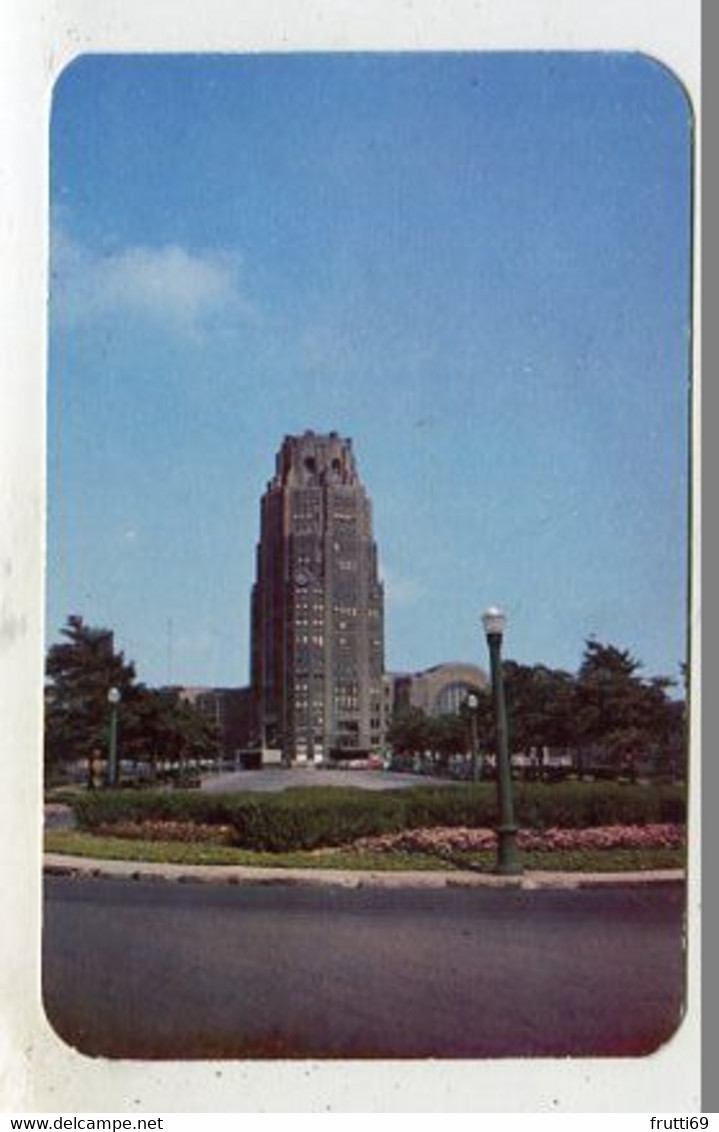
[96,819,234,844]
[353,824,685,855]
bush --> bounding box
[512,781,686,829]
[400,786,497,829]
[69,781,687,852]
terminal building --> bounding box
[250,431,385,764]
[385,662,489,719]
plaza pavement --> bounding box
[199,764,457,793]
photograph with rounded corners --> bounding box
[43,51,692,1060]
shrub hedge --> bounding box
[70,781,687,853]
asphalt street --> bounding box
[42,875,686,1060]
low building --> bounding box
[386,662,489,719]
[173,686,255,758]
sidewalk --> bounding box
[43,852,684,890]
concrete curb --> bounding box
[43,853,685,891]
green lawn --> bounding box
[44,829,685,873]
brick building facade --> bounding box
[250,432,385,763]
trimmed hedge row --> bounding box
[70,782,687,853]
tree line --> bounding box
[387,639,687,780]
[45,615,687,785]
[45,615,221,784]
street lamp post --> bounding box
[107,686,121,788]
[482,607,523,876]
[466,691,480,782]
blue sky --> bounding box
[47,52,692,689]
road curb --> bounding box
[43,853,685,891]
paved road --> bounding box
[43,876,686,1060]
[200,766,454,793]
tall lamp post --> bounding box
[482,607,522,876]
[466,691,480,782]
[107,686,121,788]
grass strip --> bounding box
[43,830,450,871]
[442,847,686,873]
[44,829,685,873]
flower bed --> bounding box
[352,823,685,855]
[95,820,234,845]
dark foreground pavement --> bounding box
[42,875,686,1060]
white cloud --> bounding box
[51,227,256,336]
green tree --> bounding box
[125,687,221,777]
[502,661,577,772]
[169,693,222,769]
[45,615,222,784]
[502,661,538,756]
[122,686,177,774]
[389,705,479,776]
[386,707,431,759]
[45,615,137,777]
[641,676,687,779]
[573,638,684,774]
[427,713,469,771]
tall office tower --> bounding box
[250,431,385,764]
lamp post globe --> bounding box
[482,606,506,639]
[482,606,522,876]
[107,686,121,787]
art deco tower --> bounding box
[250,431,385,764]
